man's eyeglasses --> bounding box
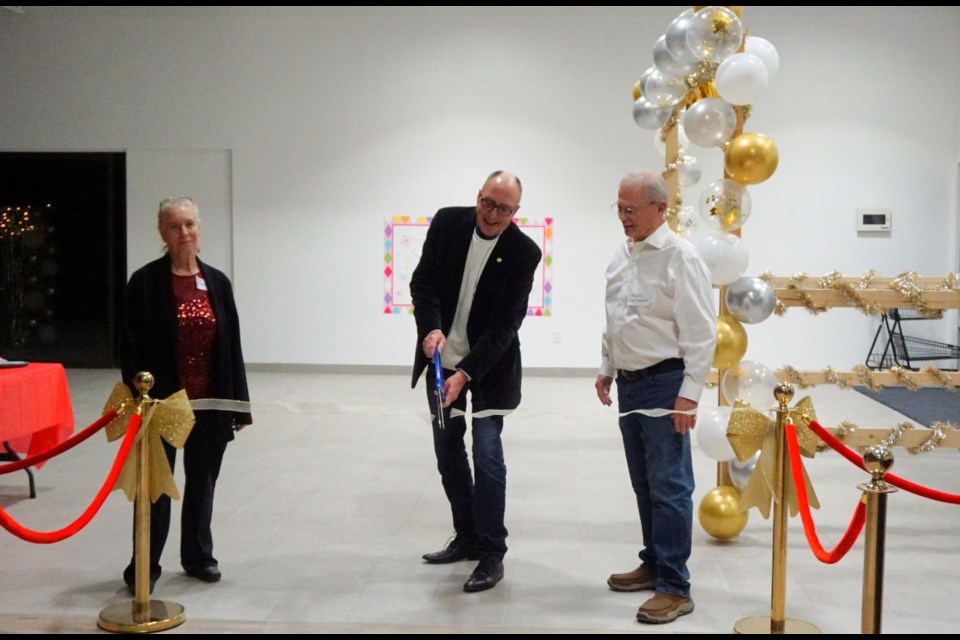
[611,203,638,217]
[479,195,517,218]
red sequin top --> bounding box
[172,273,217,400]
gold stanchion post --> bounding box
[858,445,896,634]
[98,372,186,633]
[734,384,820,634]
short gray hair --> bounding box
[157,197,199,224]
[620,171,668,204]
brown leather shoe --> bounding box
[636,592,694,624]
[607,565,656,592]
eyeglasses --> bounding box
[611,203,638,217]
[479,195,517,218]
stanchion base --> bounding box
[97,600,185,633]
[734,615,821,634]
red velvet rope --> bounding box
[0,408,119,475]
[807,420,960,505]
[785,422,865,564]
[0,413,140,544]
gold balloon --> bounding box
[698,485,749,540]
[725,132,779,185]
[714,314,748,369]
[633,79,642,102]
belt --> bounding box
[617,358,684,382]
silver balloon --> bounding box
[683,97,737,148]
[642,68,688,109]
[665,9,701,65]
[725,276,776,324]
[729,452,759,493]
[633,97,671,130]
[653,35,698,78]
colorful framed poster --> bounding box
[383,216,553,316]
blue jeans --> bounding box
[616,369,694,597]
[426,379,508,560]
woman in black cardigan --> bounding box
[121,197,252,594]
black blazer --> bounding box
[121,254,252,444]
[409,206,542,413]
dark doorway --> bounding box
[0,152,126,367]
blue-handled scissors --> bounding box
[433,350,445,430]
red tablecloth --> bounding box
[0,362,75,469]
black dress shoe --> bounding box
[185,566,221,583]
[123,565,159,596]
[463,557,504,593]
[422,535,479,564]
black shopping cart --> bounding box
[865,308,960,370]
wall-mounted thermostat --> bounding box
[856,208,892,232]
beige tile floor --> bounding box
[1,368,957,634]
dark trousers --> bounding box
[426,379,508,560]
[127,413,228,576]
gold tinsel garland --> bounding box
[787,272,827,315]
[777,364,812,389]
[824,365,849,389]
[888,366,920,391]
[826,419,957,456]
[908,422,957,454]
[819,269,880,315]
[890,271,941,319]
[764,364,960,391]
[852,364,883,391]
[757,270,960,316]
[920,365,960,392]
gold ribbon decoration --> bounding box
[102,382,196,503]
[102,382,138,441]
[725,396,821,519]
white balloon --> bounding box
[698,178,752,232]
[715,52,769,106]
[697,406,735,462]
[695,232,749,286]
[721,361,778,409]
[677,154,702,187]
[682,97,736,148]
[633,97,671,130]
[653,34,698,78]
[653,123,690,156]
[685,6,743,63]
[745,36,780,81]
[674,204,700,238]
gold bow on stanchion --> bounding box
[726,396,822,519]
[102,382,195,502]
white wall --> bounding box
[1,6,958,372]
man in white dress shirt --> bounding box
[595,170,716,624]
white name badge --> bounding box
[627,292,652,308]
[196,275,208,291]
